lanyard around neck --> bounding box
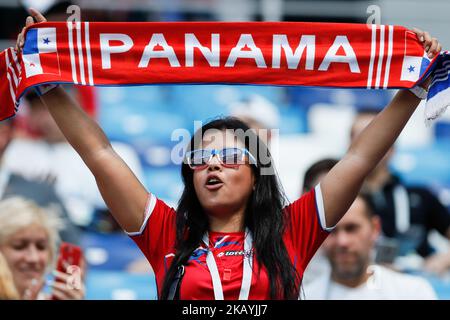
[202,228,253,300]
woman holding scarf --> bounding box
[15,8,441,299]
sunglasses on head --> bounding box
[185,147,258,170]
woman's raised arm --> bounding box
[320,29,442,228]
[17,9,149,233]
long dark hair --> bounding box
[160,117,300,299]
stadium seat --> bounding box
[308,102,355,141]
[81,232,144,271]
[390,142,450,187]
[286,87,393,111]
[278,106,308,134]
[143,166,183,206]
[406,271,450,300]
[435,120,450,142]
[97,86,190,144]
[84,270,157,300]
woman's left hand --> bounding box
[48,269,85,300]
[412,27,442,59]
[411,28,442,89]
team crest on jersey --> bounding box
[189,247,208,266]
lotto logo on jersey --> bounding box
[217,249,253,257]
[217,250,245,257]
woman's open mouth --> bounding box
[205,176,224,190]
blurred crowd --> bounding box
[1,0,450,300]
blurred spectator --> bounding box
[4,90,143,228]
[0,251,19,300]
[229,94,280,144]
[0,197,84,300]
[301,158,338,287]
[0,118,79,244]
[351,110,450,274]
[303,193,437,300]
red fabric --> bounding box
[75,85,97,117]
[0,21,436,120]
[0,49,20,120]
[39,52,59,74]
[130,189,329,300]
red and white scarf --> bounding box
[0,21,447,121]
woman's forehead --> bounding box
[8,225,48,242]
[200,129,245,149]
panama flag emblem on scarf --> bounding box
[400,30,432,83]
[22,27,60,78]
[0,21,449,121]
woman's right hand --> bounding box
[16,8,47,54]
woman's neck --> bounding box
[208,209,245,233]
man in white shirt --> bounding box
[303,192,437,300]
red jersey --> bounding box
[128,185,331,300]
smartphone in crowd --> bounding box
[51,242,83,300]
